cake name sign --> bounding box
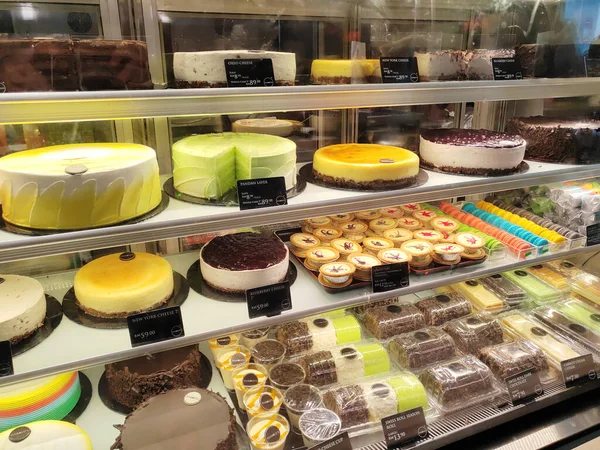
[379,57,419,83]
[505,369,543,405]
[561,354,597,388]
[237,177,288,210]
[0,340,13,377]
[309,431,352,450]
[225,59,276,87]
[246,281,292,319]
[372,262,409,293]
[491,58,523,81]
[127,306,185,348]
[382,406,428,448]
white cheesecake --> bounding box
[0,275,46,343]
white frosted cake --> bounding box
[0,143,161,230]
[0,274,46,343]
[173,50,296,88]
[419,128,526,175]
[172,133,296,199]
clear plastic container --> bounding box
[415,293,472,326]
[351,297,398,315]
[232,363,269,410]
[525,265,569,290]
[361,303,425,340]
[418,355,500,413]
[442,314,506,355]
[388,328,456,370]
[546,260,586,278]
[275,314,362,356]
[481,274,528,306]
[241,327,271,348]
[244,385,284,418]
[283,384,323,431]
[571,273,600,307]
[268,362,306,392]
[251,339,286,370]
[215,345,251,390]
[297,342,391,387]
[451,280,506,313]
[246,413,290,450]
[555,298,600,334]
[299,408,342,448]
[502,269,568,305]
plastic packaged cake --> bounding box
[451,280,505,313]
[415,293,472,326]
[351,297,398,315]
[546,260,586,278]
[276,314,362,356]
[571,273,600,307]
[298,342,391,387]
[388,328,456,370]
[481,274,528,306]
[556,298,600,334]
[361,303,425,340]
[443,314,506,355]
[502,269,567,305]
[525,265,569,290]
[418,355,499,412]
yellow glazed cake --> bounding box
[310,59,382,84]
[313,144,419,189]
[0,421,92,449]
[74,252,174,318]
[0,143,161,230]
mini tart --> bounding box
[305,247,340,271]
[303,217,331,233]
[439,231,455,243]
[347,252,381,281]
[355,210,381,221]
[379,207,405,219]
[362,236,395,255]
[396,217,422,230]
[412,210,437,224]
[290,233,321,258]
[432,243,465,265]
[455,232,486,260]
[400,203,423,213]
[369,217,397,235]
[431,217,459,233]
[331,238,362,258]
[383,228,413,247]
[401,240,433,268]
[377,248,412,264]
[318,262,356,288]
[313,226,343,244]
[328,213,355,226]
[413,230,443,243]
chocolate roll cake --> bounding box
[300,350,338,387]
[443,314,505,355]
[362,303,425,340]
[323,385,369,428]
[478,339,549,380]
[389,328,456,369]
[276,321,313,356]
[415,293,472,326]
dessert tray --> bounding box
[12,294,63,356]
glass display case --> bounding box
[0,0,599,449]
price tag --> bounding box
[585,57,600,77]
[505,369,543,405]
[309,431,352,450]
[561,354,597,388]
[237,177,287,211]
[586,222,600,246]
[247,281,292,319]
[372,262,409,293]
[382,407,428,448]
[0,341,13,377]
[225,59,276,88]
[380,57,419,83]
[492,58,523,80]
[127,306,185,348]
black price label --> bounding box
[237,177,287,211]
[127,306,185,348]
[492,58,523,81]
[380,57,419,83]
[309,431,352,450]
[505,369,543,405]
[586,222,600,246]
[382,407,428,448]
[247,281,292,319]
[585,57,600,77]
[225,59,276,87]
[0,341,13,377]
[561,354,597,388]
[372,262,409,293]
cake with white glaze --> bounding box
[0,421,91,449]
[0,275,45,343]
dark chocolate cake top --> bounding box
[421,128,525,148]
[509,116,600,130]
[202,232,287,271]
[109,345,199,376]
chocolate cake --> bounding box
[105,345,202,409]
[415,293,472,326]
[300,351,338,386]
[506,116,600,164]
[111,388,237,450]
[443,315,505,355]
[362,303,425,340]
[323,385,369,428]
[478,339,549,380]
[515,44,585,79]
[276,321,313,356]
[0,39,152,92]
[389,328,456,369]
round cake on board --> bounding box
[0,275,46,344]
[0,372,81,432]
[200,232,289,293]
[0,143,161,230]
[105,345,202,409]
[312,144,420,189]
[74,252,174,318]
[111,388,237,450]
[0,421,92,449]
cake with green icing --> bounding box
[172,132,296,199]
[387,373,429,413]
[331,315,361,344]
[356,343,391,376]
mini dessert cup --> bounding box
[319,262,356,288]
[400,203,422,213]
[242,327,271,348]
[362,236,394,256]
[252,339,287,370]
[328,213,355,226]
[369,217,397,235]
[247,413,290,450]
[303,217,331,233]
[401,240,433,268]
[347,252,381,281]
[216,345,251,390]
[340,221,368,241]
[305,247,340,271]
[283,384,323,431]
[431,216,460,233]
[244,385,284,418]
[355,209,381,222]
[413,210,437,225]
[432,243,464,265]
[209,334,241,361]
[313,226,343,246]
[330,238,362,260]
[233,363,269,410]
[269,362,306,392]
[413,229,443,243]
[299,408,342,447]
[396,217,423,230]
[379,206,405,219]
[455,232,486,260]
[289,233,321,258]
[383,228,413,247]
[377,248,412,265]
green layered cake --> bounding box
[172,132,297,199]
